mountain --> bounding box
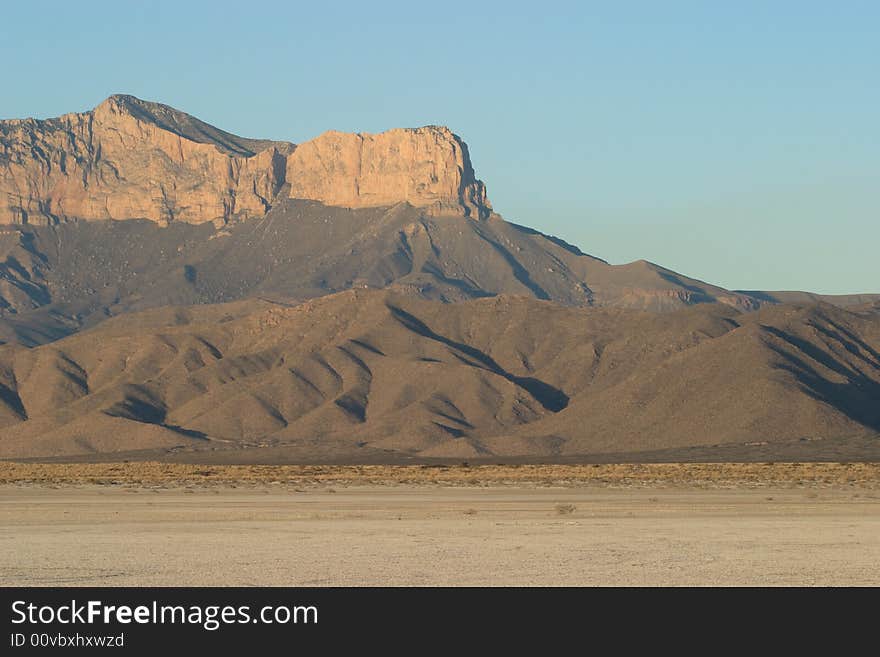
[0,95,877,462]
[0,290,876,461]
[0,94,486,226]
[738,290,880,308]
[0,199,762,345]
[0,95,767,345]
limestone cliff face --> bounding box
[0,95,289,226]
[0,95,491,226]
[285,127,490,218]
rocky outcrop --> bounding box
[0,95,491,226]
[0,95,290,226]
[285,127,490,218]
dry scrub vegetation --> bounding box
[1,461,878,489]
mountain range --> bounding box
[0,95,877,462]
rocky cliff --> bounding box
[286,127,490,218]
[0,95,290,226]
[0,95,491,226]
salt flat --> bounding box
[2,485,878,586]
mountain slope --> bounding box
[0,291,876,461]
[740,290,880,308]
[0,199,763,347]
[1,94,873,349]
[0,96,877,464]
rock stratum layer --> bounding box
[0,95,490,226]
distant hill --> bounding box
[739,290,880,308]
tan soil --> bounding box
[2,484,878,586]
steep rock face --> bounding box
[0,95,290,226]
[0,95,491,226]
[285,127,490,218]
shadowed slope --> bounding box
[0,200,765,347]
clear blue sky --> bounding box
[3,1,877,293]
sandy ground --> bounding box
[2,481,879,586]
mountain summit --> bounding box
[0,94,490,226]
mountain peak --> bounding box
[93,94,191,129]
[92,94,283,158]
[96,93,154,110]
[0,96,491,225]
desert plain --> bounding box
[3,11,879,594]
[2,462,878,586]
